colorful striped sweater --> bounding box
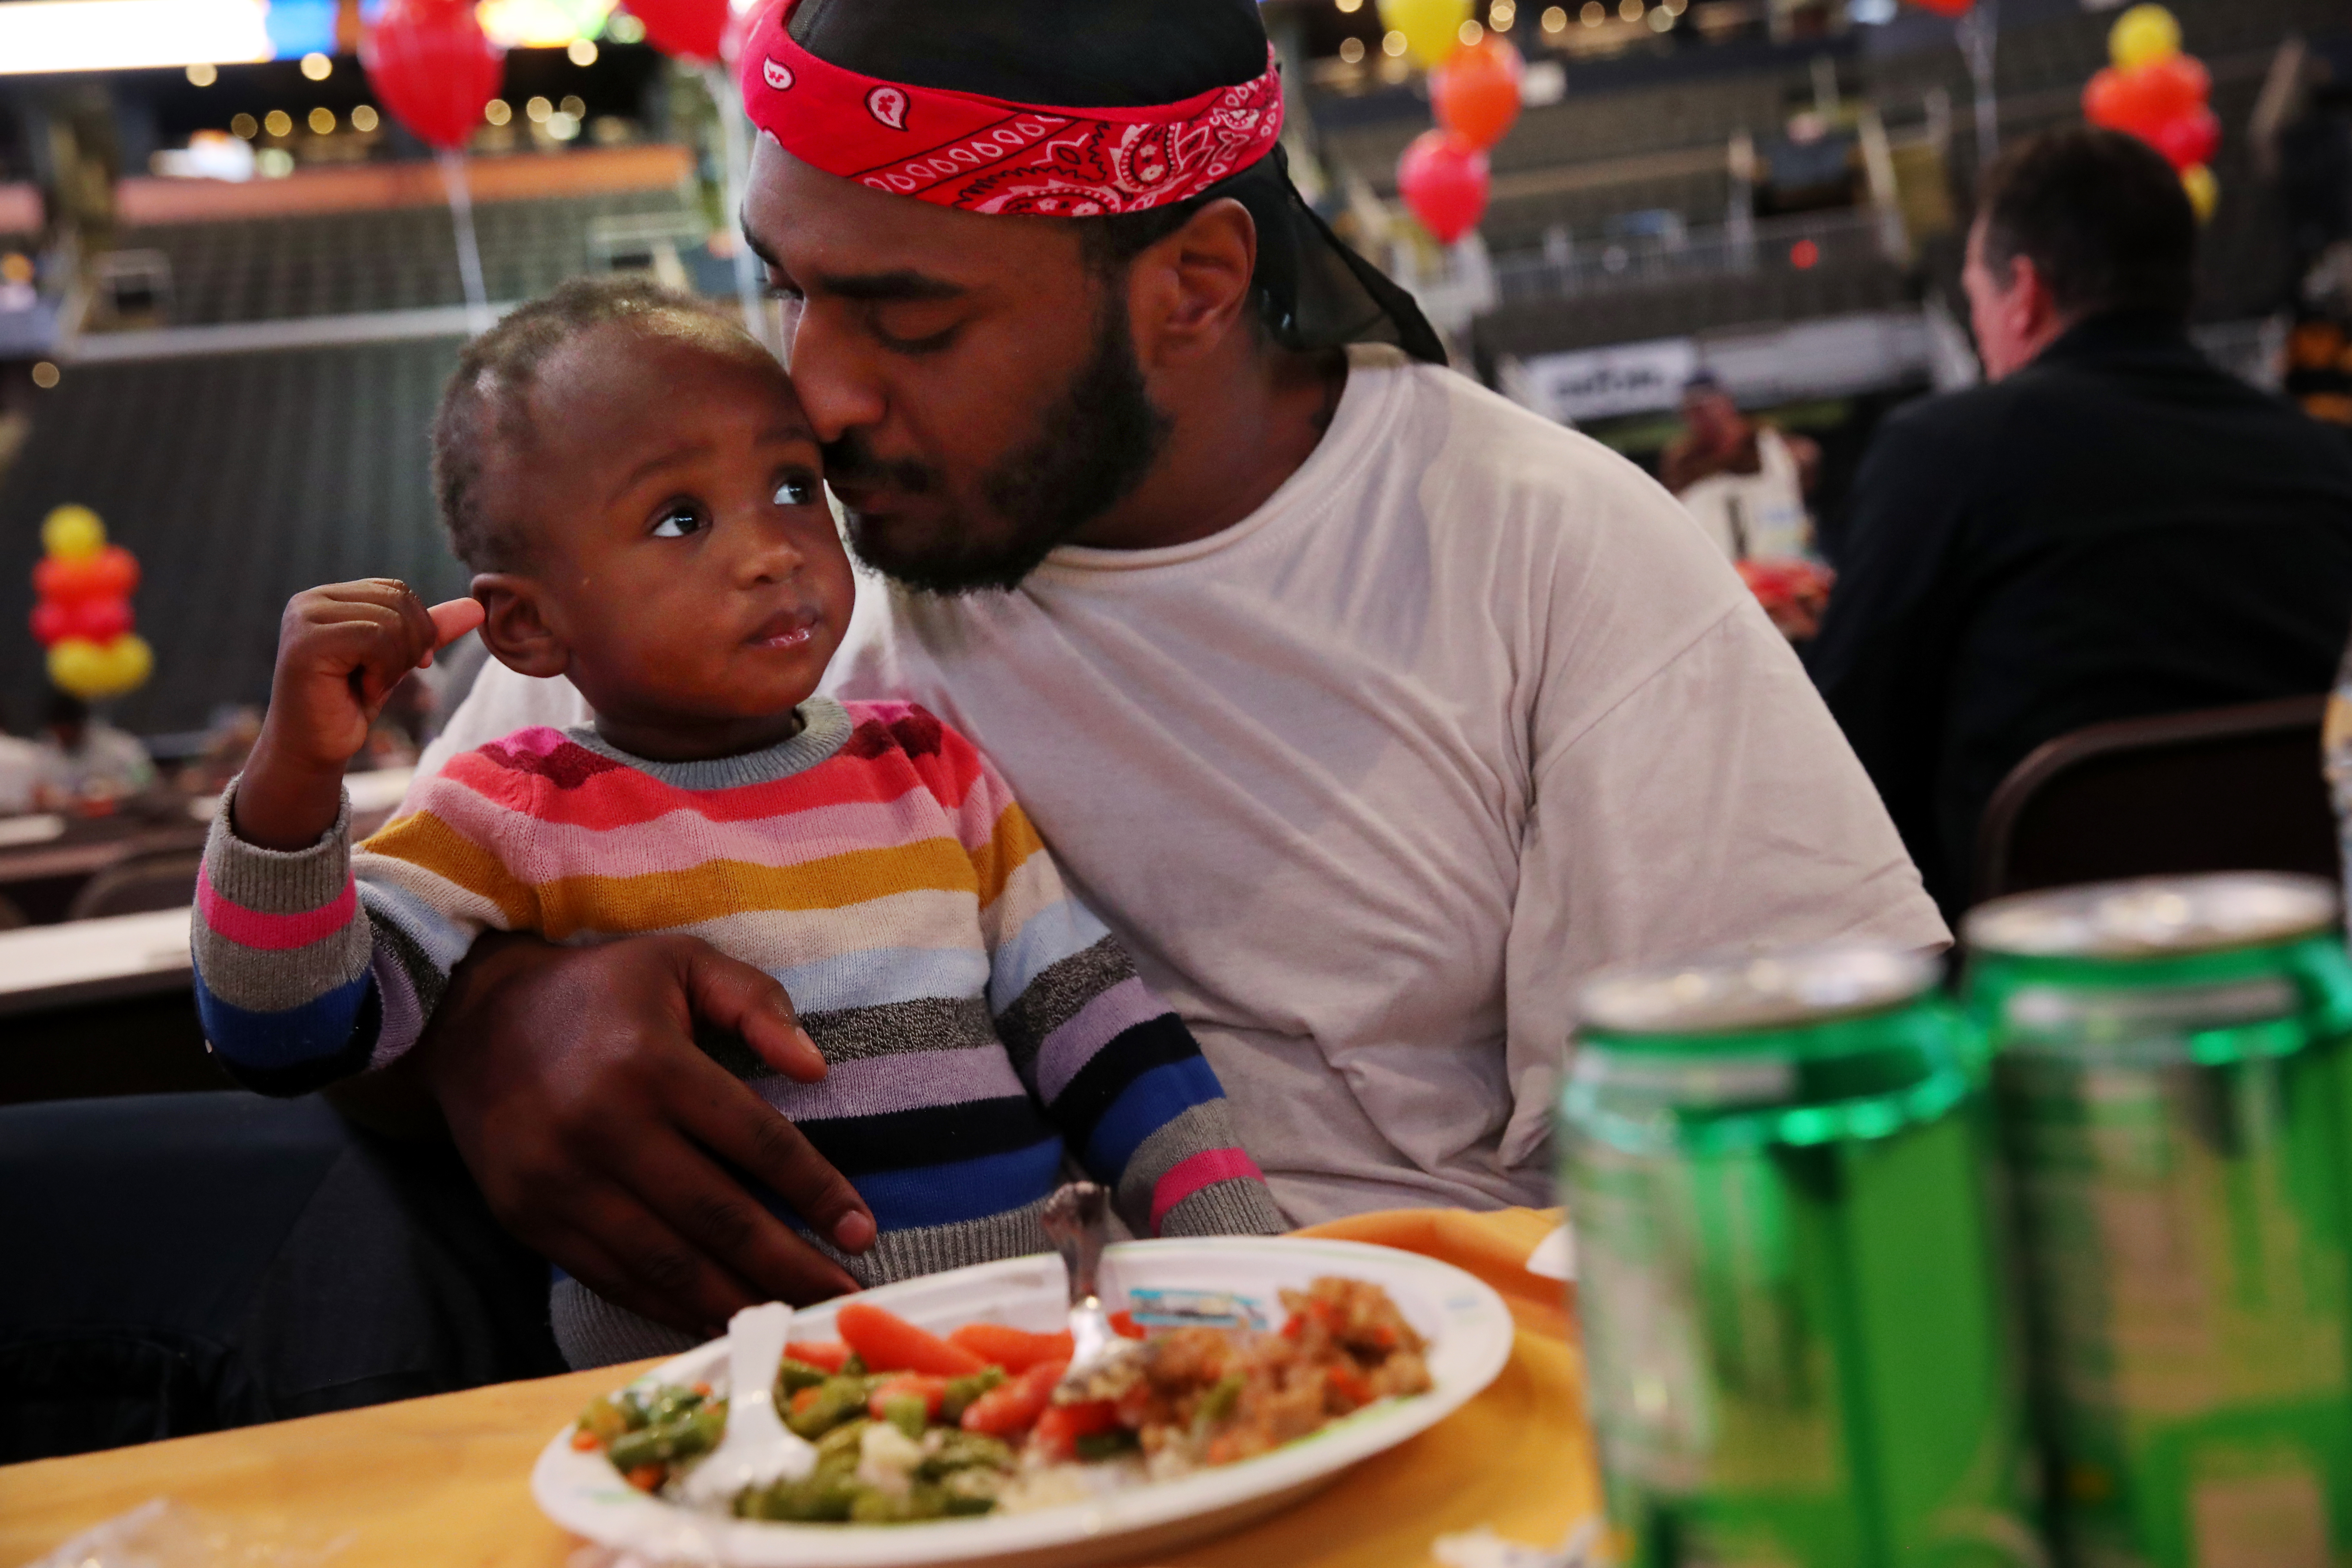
[192,698,1282,1362]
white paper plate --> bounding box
[531,1236,1516,1568]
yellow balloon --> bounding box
[1377,0,1470,68]
[2109,4,2180,70]
[2181,162,2217,222]
[41,504,105,561]
[48,633,152,699]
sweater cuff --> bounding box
[203,774,353,913]
[1156,1176,1289,1239]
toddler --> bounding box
[191,278,1283,1367]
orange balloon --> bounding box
[1432,40,1523,150]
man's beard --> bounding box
[826,296,1173,596]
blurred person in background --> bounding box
[33,692,154,808]
[1807,127,2352,919]
[0,702,40,816]
[1662,374,1830,639]
[1660,372,1822,561]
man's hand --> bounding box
[236,580,484,850]
[416,932,876,1332]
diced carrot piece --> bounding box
[789,1386,823,1415]
[947,1322,1075,1372]
[868,1373,950,1421]
[836,1302,987,1376]
[1326,1363,1371,1407]
[1030,1400,1123,1463]
[570,1427,602,1451]
[624,1463,666,1491]
[959,1359,1065,1436]
[785,1339,851,1372]
[1109,1310,1146,1340]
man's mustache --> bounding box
[821,433,938,498]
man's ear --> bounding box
[1129,198,1257,369]
[472,574,570,678]
[2008,254,2058,340]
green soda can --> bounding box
[1562,945,2043,1568]
[1963,874,2352,1568]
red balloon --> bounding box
[1398,129,1489,246]
[2153,104,2220,170]
[624,0,731,64]
[2084,66,2163,136]
[31,548,132,604]
[361,0,505,153]
[67,595,134,643]
[29,600,70,647]
[1432,40,1524,150]
[1907,0,1975,15]
[2138,53,2211,121]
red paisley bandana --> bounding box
[737,0,1285,216]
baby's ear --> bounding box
[472,576,568,678]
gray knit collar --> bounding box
[566,696,854,790]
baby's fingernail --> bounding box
[833,1211,876,1251]
[795,1027,819,1057]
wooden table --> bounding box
[0,1212,1598,1567]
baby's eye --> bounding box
[774,473,818,508]
[649,500,707,538]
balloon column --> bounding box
[2082,5,2219,220]
[29,506,152,701]
[621,0,731,64]
[1380,0,1523,247]
[360,0,506,327]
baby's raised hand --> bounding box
[233,580,484,851]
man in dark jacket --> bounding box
[1807,127,2352,918]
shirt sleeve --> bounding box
[190,762,535,1096]
[931,716,1286,1241]
[1501,597,1952,1176]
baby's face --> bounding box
[488,319,855,754]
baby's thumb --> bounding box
[423,597,486,663]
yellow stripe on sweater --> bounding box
[533,835,980,939]
[360,810,538,930]
[970,801,1045,910]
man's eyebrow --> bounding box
[808,269,966,303]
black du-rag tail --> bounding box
[738,0,1446,363]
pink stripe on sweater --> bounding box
[196,864,358,951]
[1150,1147,1266,1234]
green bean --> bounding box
[1074,1428,1141,1462]
[776,1357,830,1400]
[741,1471,861,1522]
[786,1374,879,1439]
[1197,1371,1247,1425]
[607,1401,724,1471]
[939,1365,1005,1424]
[814,1417,870,1467]
[918,1430,1015,1479]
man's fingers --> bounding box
[668,1057,876,1260]
[426,596,487,655]
[609,1098,864,1304]
[680,943,825,1084]
[539,1190,766,1334]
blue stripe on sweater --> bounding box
[770,945,991,1017]
[195,968,376,1069]
[1083,1055,1225,1179]
[772,1138,1066,1233]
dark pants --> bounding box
[0,1092,564,1463]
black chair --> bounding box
[1972,694,2340,908]
[64,850,203,922]
[0,891,27,931]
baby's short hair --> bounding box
[431,276,761,573]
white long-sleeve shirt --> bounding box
[417,346,1945,1222]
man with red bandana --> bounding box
[0,0,1942,1447]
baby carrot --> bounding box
[836,1302,987,1376]
[784,1339,851,1372]
[959,1359,1066,1436]
[1030,1400,1123,1463]
[946,1322,1075,1372]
